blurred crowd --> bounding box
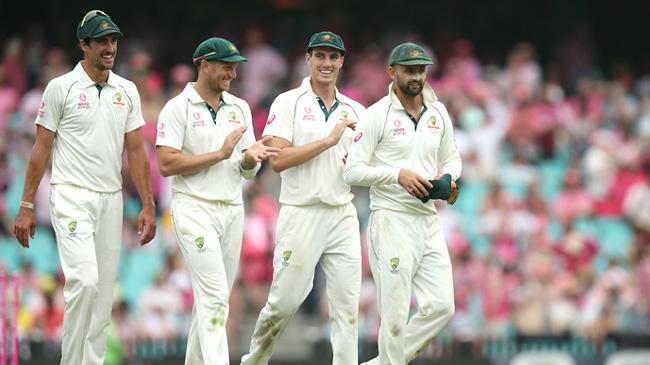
[1,24,650,361]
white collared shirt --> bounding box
[156,83,258,204]
[344,82,462,215]
[35,62,144,193]
[262,77,366,206]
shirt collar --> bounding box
[388,81,438,111]
[74,62,117,89]
[300,76,341,101]
[183,82,232,105]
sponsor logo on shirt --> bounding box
[112,92,126,107]
[353,132,363,143]
[303,106,315,121]
[266,114,276,125]
[77,94,90,109]
[157,123,165,138]
[192,112,206,128]
[38,101,45,118]
[392,119,406,135]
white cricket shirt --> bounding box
[35,62,145,193]
[344,82,462,215]
[156,83,259,204]
[262,77,366,206]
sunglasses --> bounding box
[79,10,110,29]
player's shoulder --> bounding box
[273,86,309,107]
[109,72,140,95]
[223,91,251,110]
[337,93,366,113]
[429,100,451,119]
[160,92,188,116]
[367,95,391,115]
[45,70,77,91]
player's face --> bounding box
[306,47,344,86]
[80,34,119,71]
[390,64,427,97]
[204,61,238,93]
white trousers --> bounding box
[362,210,455,365]
[171,194,244,365]
[50,184,123,365]
[241,202,361,365]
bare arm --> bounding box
[13,125,56,248]
[125,128,156,245]
[156,127,246,177]
[268,118,356,173]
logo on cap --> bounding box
[321,34,332,41]
[229,44,238,52]
[99,21,110,30]
[409,50,424,58]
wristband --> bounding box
[20,201,34,210]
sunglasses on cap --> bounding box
[79,10,110,29]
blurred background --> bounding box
[1,0,649,364]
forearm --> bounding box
[343,162,400,187]
[269,139,332,173]
[158,149,226,177]
[21,142,52,203]
[127,149,156,210]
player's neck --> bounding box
[81,60,109,86]
[193,80,223,109]
[310,79,336,108]
[393,85,423,115]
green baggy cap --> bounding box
[192,37,247,64]
[389,42,433,66]
[306,31,345,55]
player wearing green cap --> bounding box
[13,10,156,365]
[156,37,279,364]
[344,42,461,365]
[240,31,365,365]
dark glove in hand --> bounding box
[419,174,452,203]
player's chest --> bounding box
[62,88,129,132]
[185,105,245,146]
[293,102,357,142]
[379,109,445,157]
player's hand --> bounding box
[13,207,36,248]
[398,169,432,199]
[325,118,357,147]
[137,207,156,246]
[219,127,246,160]
[243,136,282,165]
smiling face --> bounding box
[80,34,119,71]
[306,47,344,87]
[389,64,428,97]
[201,60,239,93]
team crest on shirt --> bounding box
[392,120,406,135]
[207,306,227,332]
[282,250,292,267]
[195,236,206,252]
[68,220,77,237]
[192,112,206,128]
[112,92,126,107]
[340,110,349,119]
[77,94,90,109]
[427,116,440,129]
[389,257,400,274]
[228,111,240,124]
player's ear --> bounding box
[305,52,311,63]
[388,66,396,80]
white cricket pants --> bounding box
[50,184,123,365]
[171,193,244,365]
[241,202,361,365]
[362,209,455,365]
